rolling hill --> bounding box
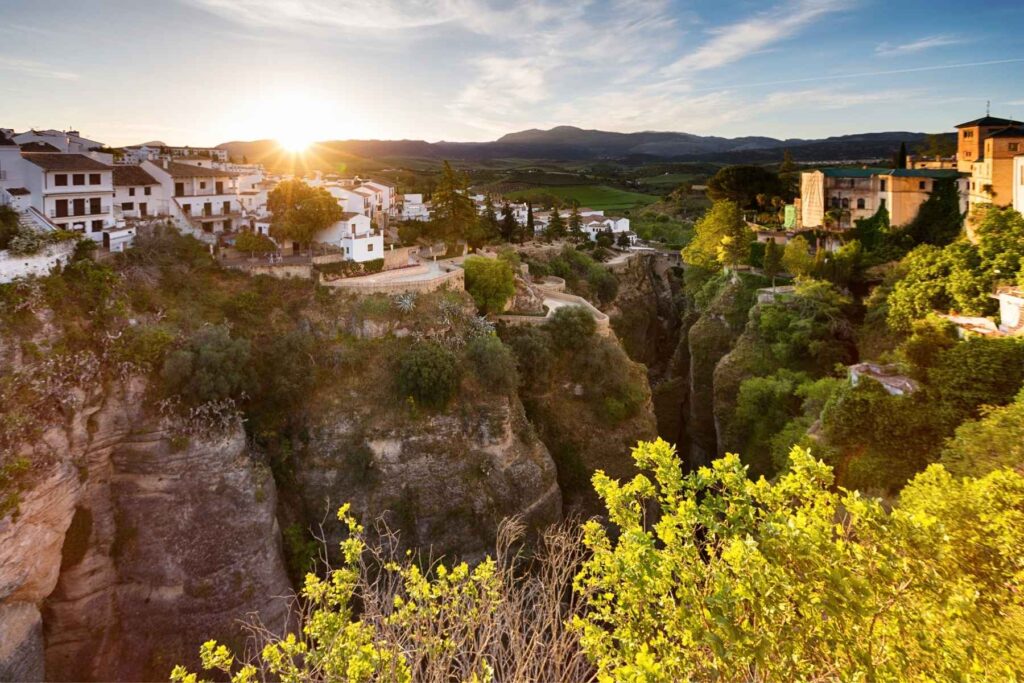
[217,126,952,172]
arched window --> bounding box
[856,198,865,209]
[841,198,850,209]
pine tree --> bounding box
[500,203,517,243]
[547,209,566,241]
[432,161,476,245]
[895,141,908,169]
[569,204,583,242]
[482,195,499,242]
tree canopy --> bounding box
[707,165,787,208]
[267,179,344,250]
[682,200,751,269]
[463,255,516,315]
[432,161,477,246]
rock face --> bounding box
[608,254,688,446]
[0,379,290,682]
[293,392,561,560]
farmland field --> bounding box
[505,184,659,211]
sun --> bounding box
[277,131,313,153]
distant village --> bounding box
[2,114,1024,295]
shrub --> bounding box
[466,335,518,392]
[396,342,460,409]
[463,256,515,315]
[160,324,254,406]
[545,305,596,351]
[503,326,554,385]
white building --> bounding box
[324,184,368,214]
[12,128,104,155]
[401,193,430,221]
[142,159,242,239]
[19,153,117,240]
[315,212,382,262]
[113,165,165,219]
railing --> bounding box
[49,205,110,218]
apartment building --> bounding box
[142,159,241,237]
[113,165,165,219]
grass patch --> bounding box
[506,185,659,211]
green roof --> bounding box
[820,167,892,178]
[888,169,965,179]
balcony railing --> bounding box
[49,205,110,218]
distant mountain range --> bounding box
[216,125,952,168]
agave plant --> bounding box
[393,292,417,314]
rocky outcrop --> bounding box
[292,391,561,560]
[0,379,290,682]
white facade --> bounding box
[113,166,167,219]
[20,155,117,242]
[141,160,242,239]
[325,185,368,214]
[315,213,382,262]
[13,129,103,154]
[401,193,430,221]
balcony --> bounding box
[49,205,110,219]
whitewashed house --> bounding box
[113,165,165,219]
[12,128,104,155]
[401,193,429,221]
[142,159,242,239]
[316,212,382,262]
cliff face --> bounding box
[0,379,290,682]
[292,392,561,560]
[607,255,689,447]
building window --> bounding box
[89,197,101,215]
[841,198,850,209]
[919,180,927,190]
[140,203,147,216]
[964,130,974,138]
[91,220,103,233]
[123,202,134,210]
[880,179,887,191]
[73,198,86,215]
[89,173,101,185]
[182,204,191,215]
[856,198,865,209]
[965,151,972,158]
[55,199,69,218]
[144,186,151,196]
[1010,143,1021,152]
[200,181,207,190]
[55,174,68,186]
[129,187,136,197]
[175,182,184,197]
[72,173,85,186]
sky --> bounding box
[1,0,1023,147]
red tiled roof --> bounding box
[7,187,30,195]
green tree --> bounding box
[904,178,963,246]
[466,334,518,392]
[267,179,343,253]
[917,133,956,158]
[707,165,786,208]
[577,439,1024,681]
[480,195,499,243]
[234,230,275,257]
[568,204,583,242]
[894,140,908,169]
[682,200,751,269]
[781,235,814,277]
[545,305,596,350]
[763,238,782,286]
[463,255,516,314]
[0,205,19,251]
[160,325,254,406]
[941,388,1024,477]
[397,342,460,409]
[432,161,477,246]
[500,203,517,243]
[546,209,566,241]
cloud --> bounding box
[875,34,965,57]
[0,56,78,80]
[662,0,846,76]
[449,0,681,132]
[179,0,563,34]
